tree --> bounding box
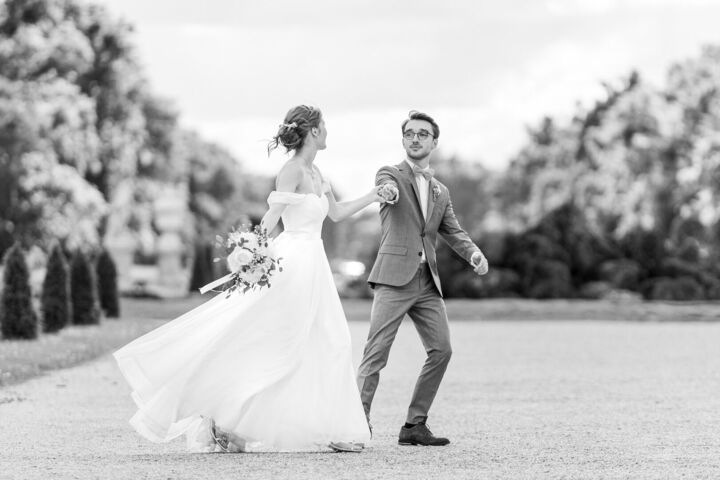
[0,0,268,262]
[95,248,119,318]
[0,0,164,255]
[1,244,37,339]
[70,250,100,325]
[41,242,71,333]
[489,46,720,299]
[18,151,108,251]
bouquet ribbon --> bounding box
[199,273,235,294]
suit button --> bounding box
[420,232,425,237]
[418,252,422,256]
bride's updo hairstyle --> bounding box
[268,105,323,155]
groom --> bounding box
[357,110,488,446]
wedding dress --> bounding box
[113,191,371,452]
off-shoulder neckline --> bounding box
[271,190,324,199]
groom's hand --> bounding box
[471,251,488,276]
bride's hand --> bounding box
[370,185,387,204]
[377,183,398,204]
[322,181,333,195]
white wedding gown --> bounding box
[113,191,371,452]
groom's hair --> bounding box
[401,110,439,139]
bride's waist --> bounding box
[278,230,322,240]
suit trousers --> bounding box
[357,263,451,424]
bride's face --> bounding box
[313,119,327,150]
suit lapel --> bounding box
[397,161,424,222]
[425,178,437,226]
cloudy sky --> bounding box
[92,0,720,197]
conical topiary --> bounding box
[96,248,120,318]
[1,243,38,339]
[189,241,214,292]
[70,250,101,325]
[41,243,72,333]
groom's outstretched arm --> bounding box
[438,193,487,272]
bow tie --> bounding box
[411,165,434,181]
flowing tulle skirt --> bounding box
[113,232,370,452]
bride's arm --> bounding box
[260,164,301,236]
[325,184,384,223]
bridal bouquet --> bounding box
[199,225,282,296]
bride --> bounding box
[113,105,382,453]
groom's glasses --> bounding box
[403,130,433,141]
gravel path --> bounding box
[2,319,720,479]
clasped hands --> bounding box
[378,183,399,204]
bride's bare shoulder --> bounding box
[275,159,302,190]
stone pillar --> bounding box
[105,231,136,293]
[104,181,137,293]
[153,187,188,298]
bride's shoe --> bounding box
[209,419,230,453]
[328,441,364,453]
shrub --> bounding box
[506,233,571,270]
[449,268,522,298]
[645,276,705,301]
[524,260,574,299]
[477,231,509,266]
[659,258,720,299]
[619,228,666,277]
[676,238,701,263]
[579,281,613,299]
[71,251,101,325]
[1,244,38,339]
[96,249,120,318]
[704,278,720,300]
[531,203,614,283]
[436,242,470,297]
[659,258,701,279]
[446,271,484,298]
[482,268,522,297]
[41,243,71,333]
[599,259,642,290]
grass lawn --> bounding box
[0,295,207,387]
[1,294,718,388]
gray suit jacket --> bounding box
[367,161,480,296]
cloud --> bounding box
[92,0,720,198]
[545,0,718,16]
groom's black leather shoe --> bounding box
[398,423,450,446]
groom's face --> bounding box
[402,119,437,161]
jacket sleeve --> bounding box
[438,191,481,264]
[376,166,399,188]
[376,166,400,203]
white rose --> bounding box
[227,247,253,272]
[263,256,275,270]
[237,231,259,251]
